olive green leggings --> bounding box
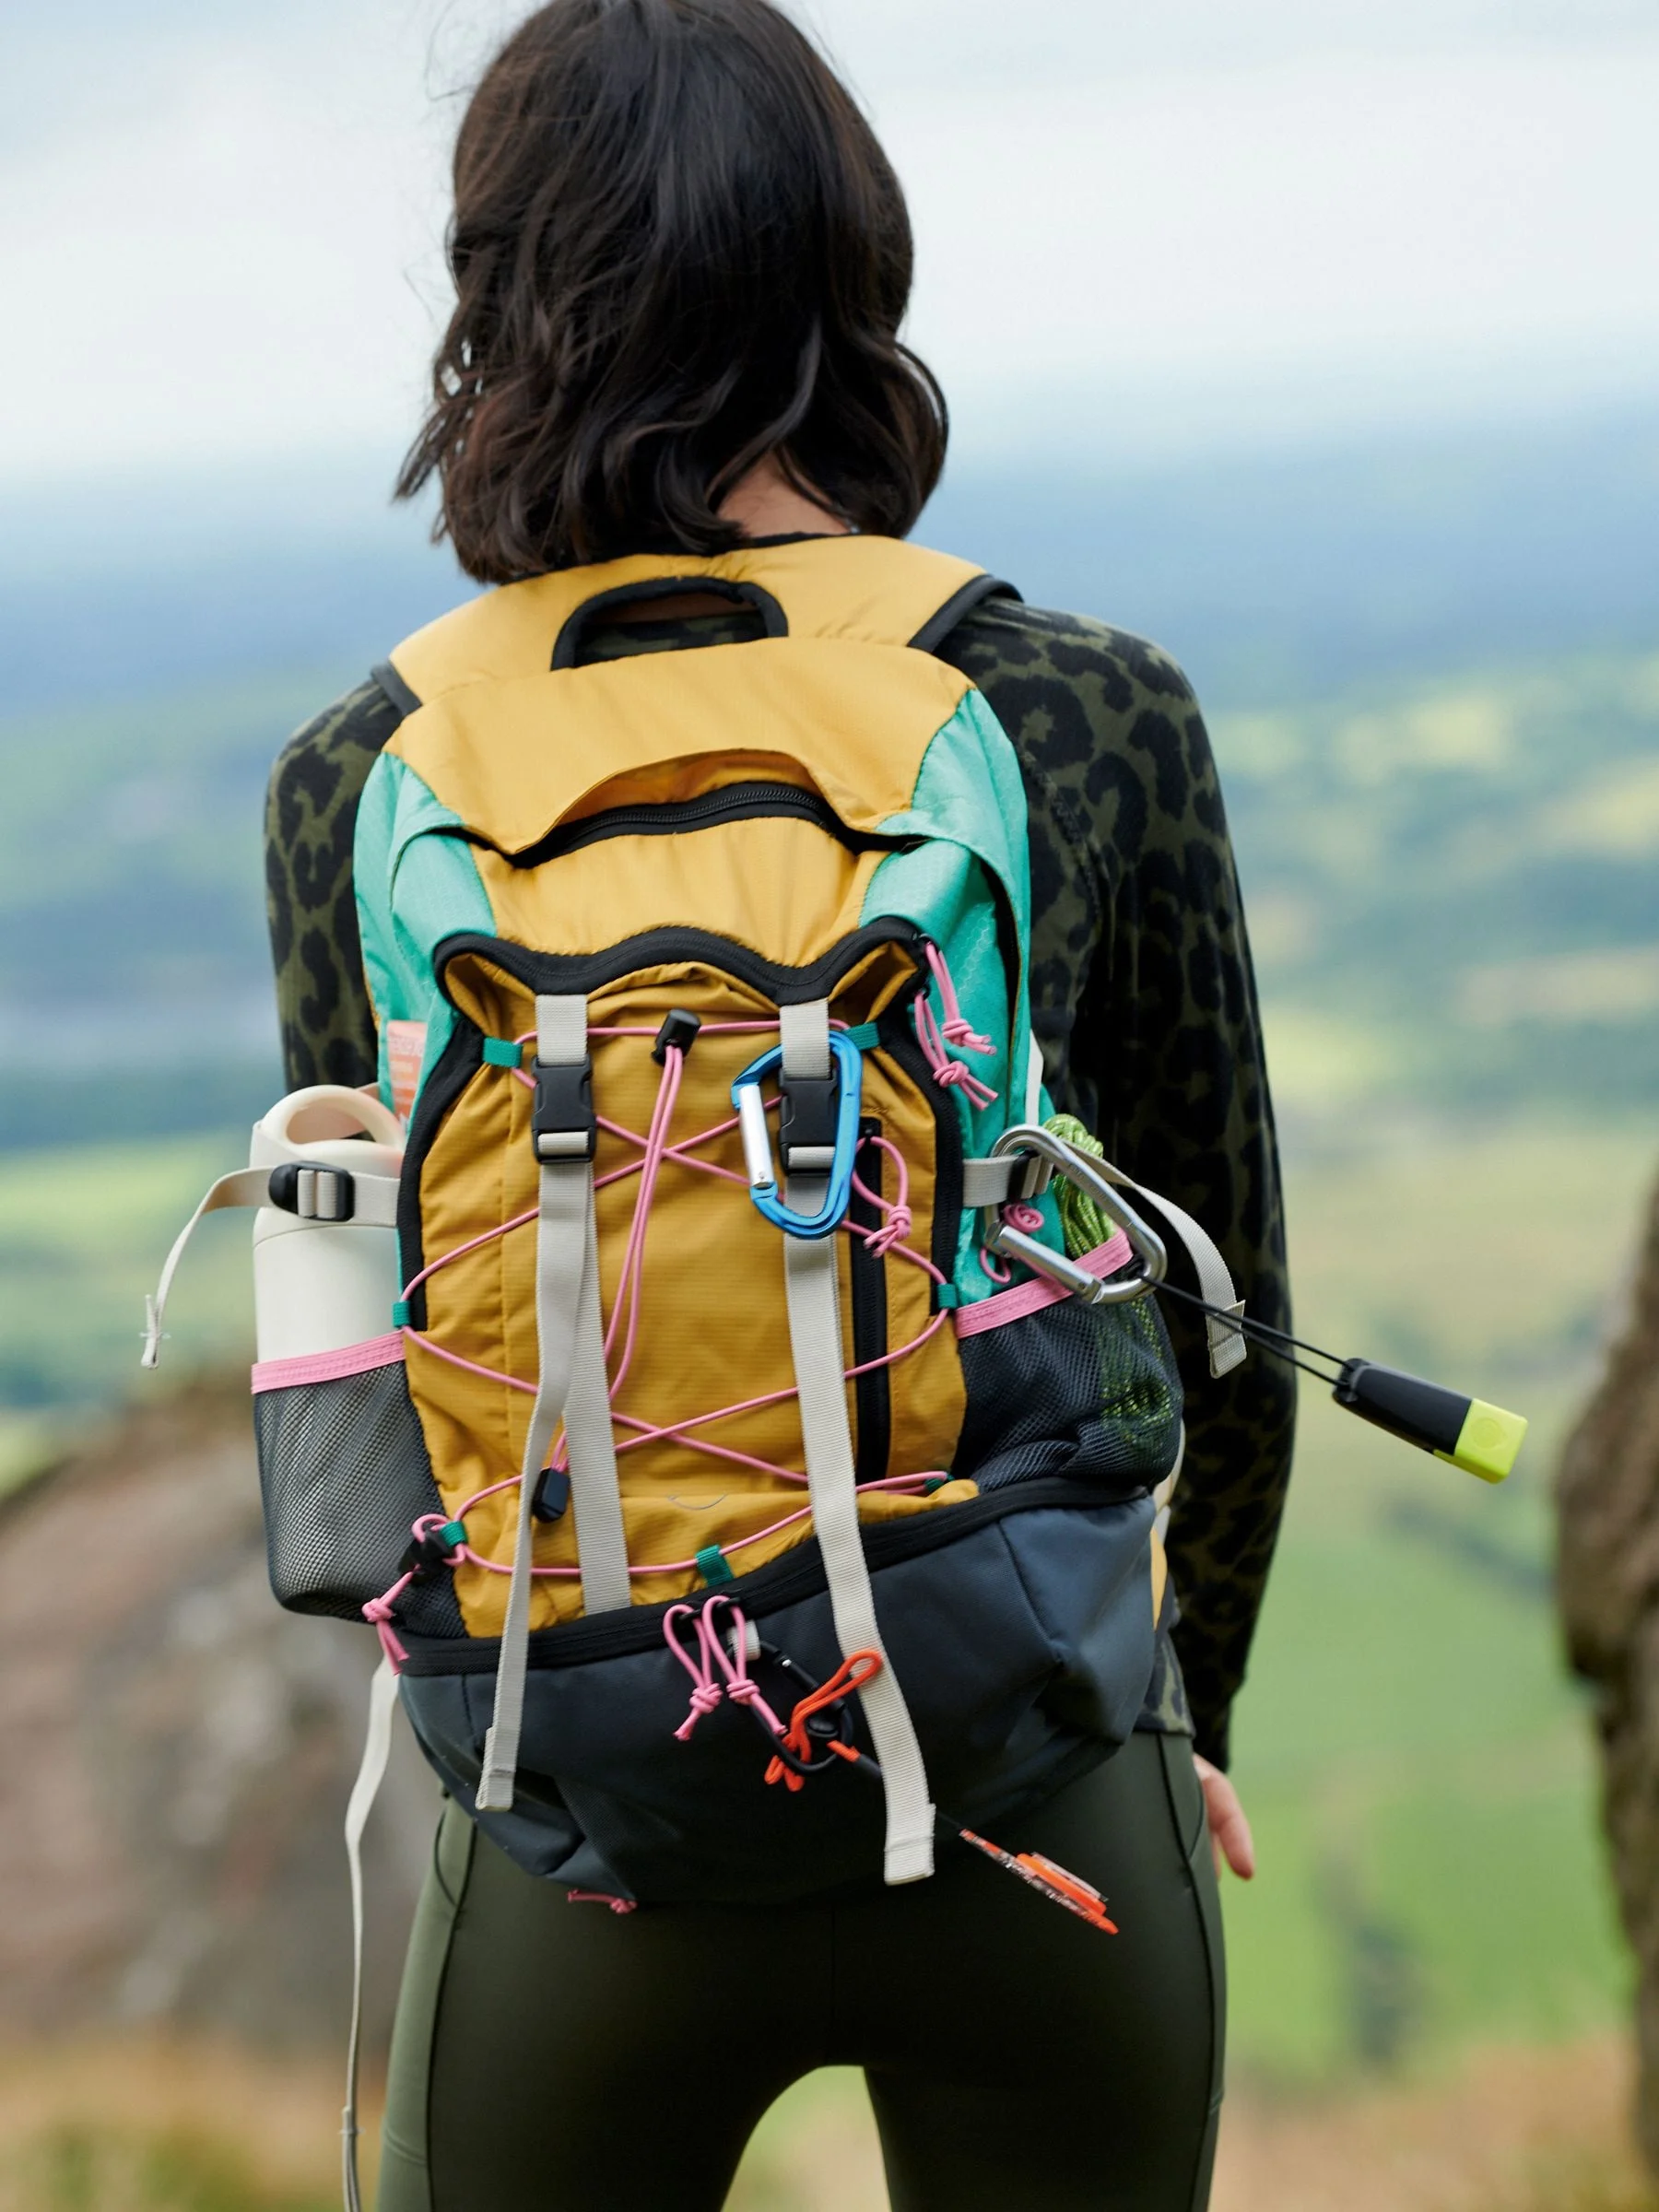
[378,1733,1224,2211]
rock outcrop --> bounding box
[0,1380,436,2048]
[1558,1177,1659,2174]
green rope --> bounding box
[1044,1113,1110,1258]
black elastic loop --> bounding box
[551,577,788,670]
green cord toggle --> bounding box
[696,1545,735,1588]
[483,1037,523,1068]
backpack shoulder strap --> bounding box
[385,538,1019,711]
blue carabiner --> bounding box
[731,1030,865,1240]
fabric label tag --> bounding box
[387,1020,428,1125]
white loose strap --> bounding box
[144,1168,272,1369]
[781,999,935,1885]
[141,1163,399,1368]
[1024,1027,1045,1124]
[1095,1165,1246,1379]
[477,994,629,1816]
[341,1656,399,2212]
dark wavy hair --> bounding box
[397,0,947,582]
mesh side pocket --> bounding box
[956,1284,1182,1493]
[252,1361,463,1633]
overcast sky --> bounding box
[6,0,1659,489]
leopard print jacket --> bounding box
[265,594,1296,1769]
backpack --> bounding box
[147,536,1247,1911]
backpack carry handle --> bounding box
[550,576,788,670]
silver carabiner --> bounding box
[982,1124,1167,1306]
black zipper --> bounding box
[393,1476,1149,1675]
[484,782,913,870]
[430,919,929,1012]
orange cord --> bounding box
[755,1651,1118,1934]
[763,1648,882,1792]
[959,1830,1120,1934]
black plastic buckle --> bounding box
[266,1160,356,1222]
[778,1073,839,1174]
[532,1057,596,1162]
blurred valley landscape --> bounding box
[3,400,1659,2207]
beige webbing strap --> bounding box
[563,1185,630,1612]
[477,995,629,1815]
[142,1168,272,1369]
[140,1162,400,1369]
[1086,1160,1247,1379]
[779,1001,935,1885]
[1024,1026,1045,1124]
[341,1656,399,2212]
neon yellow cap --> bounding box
[1437,1399,1527,1484]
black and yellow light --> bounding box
[1333,1359,1527,1483]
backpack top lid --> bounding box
[382,535,1013,710]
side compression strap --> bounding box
[342,1655,399,2212]
[477,994,629,1815]
[779,1000,935,1885]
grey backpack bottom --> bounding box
[395,1482,1159,1905]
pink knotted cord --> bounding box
[913,945,999,1112]
[364,1583,412,1671]
[663,1596,788,1743]
[851,1132,914,1258]
[665,1604,725,1738]
[913,994,999,1111]
[924,941,995,1054]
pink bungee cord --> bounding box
[367,1016,959,1655]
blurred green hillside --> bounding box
[1218,647,1659,1114]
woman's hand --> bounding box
[1193,1755,1256,1880]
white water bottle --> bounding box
[250,1088,405,1363]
